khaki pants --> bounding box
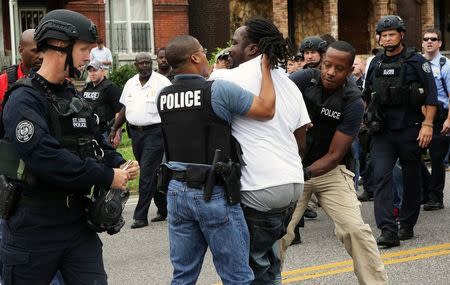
[280,165,388,285]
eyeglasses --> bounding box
[423,37,439,42]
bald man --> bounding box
[110,52,172,228]
[0,29,43,110]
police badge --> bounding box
[15,120,34,143]
[422,62,431,73]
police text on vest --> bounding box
[159,90,202,111]
[320,108,341,119]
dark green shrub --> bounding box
[109,64,137,89]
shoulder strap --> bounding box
[439,57,448,96]
[5,65,19,87]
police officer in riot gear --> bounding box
[0,10,138,284]
[82,60,122,137]
[365,15,438,247]
[299,36,328,69]
[157,35,276,284]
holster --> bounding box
[157,164,172,194]
[0,175,22,220]
[219,161,241,205]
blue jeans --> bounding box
[242,205,295,285]
[167,180,253,285]
[351,139,361,191]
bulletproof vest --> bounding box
[303,69,361,167]
[371,48,425,106]
[81,79,114,127]
[4,76,101,160]
[157,77,232,164]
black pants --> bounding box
[422,119,450,204]
[371,126,422,233]
[129,125,166,221]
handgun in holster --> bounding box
[0,175,22,220]
[157,164,171,195]
[216,160,242,205]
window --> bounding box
[106,0,152,54]
[19,8,45,32]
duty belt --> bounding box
[18,194,86,208]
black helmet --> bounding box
[376,15,406,35]
[35,9,97,45]
[299,36,328,54]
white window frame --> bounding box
[106,0,154,56]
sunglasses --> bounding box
[423,37,439,42]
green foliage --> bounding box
[109,64,137,89]
[208,40,233,66]
[117,134,139,192]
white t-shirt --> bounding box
[120,72,172,126]
[90,47,113,69]
[209,57,311,190]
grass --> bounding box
[116,132,139,193]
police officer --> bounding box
[364,15,438,247]
[281,41,388,284]
[0,10,138,284]
[157,35,276,284]
[82,60,122,138]
[299,36,328,69]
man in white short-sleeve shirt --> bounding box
[110,52,171,228]
[90,38,113,71]
[209,18,310,284]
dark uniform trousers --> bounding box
[129,125,166,220]
[423,114,450,204]
[1,202,107,285]
[371,126,423,233]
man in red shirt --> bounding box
[0,29,42,110]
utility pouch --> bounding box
[157,164,171,194]
[220,161,241,205]
[409,83,425,105]
[0,175,21,220]
[186,165,209,189]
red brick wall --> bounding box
[65,0,106,42]
[153,0,189,51]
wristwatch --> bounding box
[303,167,312,181]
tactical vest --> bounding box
[82,79,114,128]
[157,77,232,164]
[3,76,101,160]
[371,48,425,106]
[303,69,361,167]
[5,65,19,87]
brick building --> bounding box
[227,0,450,54]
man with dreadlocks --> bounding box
[209,18,310,284]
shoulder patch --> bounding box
[422,62,431,73]
[16,120,34,143]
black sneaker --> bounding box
[304,208,318,219]
[377,230,400,247]
[357,190,374,202]
[398,227,414,240]
[423,201,444,211]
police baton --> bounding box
[204,149,222,201]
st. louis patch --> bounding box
[15,120,34,143]
[422,62,431,73]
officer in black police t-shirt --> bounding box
[82,60,122,136]
[364,15,438,247]
[0,10,138,284]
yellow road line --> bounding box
[281,243,450,284]
[212,243,450,285]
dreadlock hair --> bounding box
[244,17,291,70]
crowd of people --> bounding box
[0,9,448,285]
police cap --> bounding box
[299,36,328,54]
[376,15,406,35]
[34,9,98,45]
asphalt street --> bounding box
[102,175,450,285]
